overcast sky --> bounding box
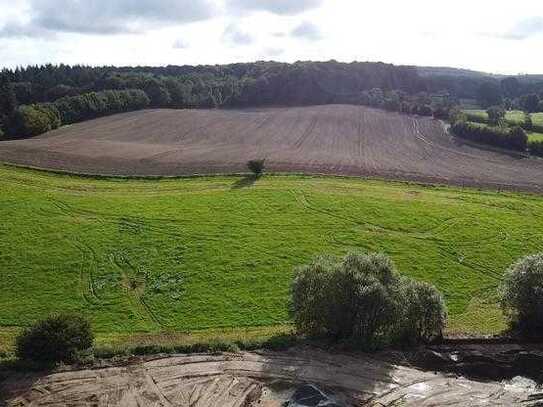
[0,0,542,74]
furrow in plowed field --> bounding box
[2,105,543,191]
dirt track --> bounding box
[1,105,543,191]
[2,349,541,406]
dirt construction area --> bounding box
[2,105,543,191]
[2,348,542,406]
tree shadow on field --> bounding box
[231,175,257,190]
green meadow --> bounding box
[2,164,543,349]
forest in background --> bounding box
[1,60,543,139]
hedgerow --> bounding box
[451,121,527,151]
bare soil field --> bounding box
[1,105,543,191]
[2,348,542,406]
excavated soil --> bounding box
[2,348,542,406]
[1,106,543,191]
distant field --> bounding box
[529,132,543,142]
[464,109,543,127]
[3,165,543,350]
[463,109,543,145]
[3,106,543,191]
[532,112,543,127]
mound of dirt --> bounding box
[2,348,541,406]
[2,106,543,191]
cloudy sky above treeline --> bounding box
[0,0,542,74]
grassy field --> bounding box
[532,112,543,127]
[464,109,543,128]
[2,165,543,350]
[529,132,543,142]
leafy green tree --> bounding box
[291,253,446,349]
[247,159,265,177]
[0,74,17,117]
[487,105,505,126]
[500,254,543,335]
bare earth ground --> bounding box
[1,105,543,191]
[2,348,541,406]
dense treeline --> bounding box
[1,61,425,108]
[7,89,149,138]
[423,73,543,110]
[451,121,528,151]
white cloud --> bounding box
[222,23,253,46]
[291,21,322,41]
[173,39,189,49]
[0,0,542,74]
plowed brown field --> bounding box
[1,105,543,191]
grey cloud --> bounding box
[222,24,253,45]
[226,0,322,15]
[501,17,543,40]
[0,0,215,37]
[173,39,189,49]
[291,21,322,41]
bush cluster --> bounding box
[291,253,447,350]
[15,314,94,365]
[500,254,543,335]
[451,121,527,151]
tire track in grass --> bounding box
[291,188,504,283]
[110,250,165,329]
[291,188,452,241]
[72,240,101,306]
[45,198,186,239]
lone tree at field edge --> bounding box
[247,159,265,177]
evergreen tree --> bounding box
[0,74,18,117]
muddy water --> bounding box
[1,348,541,406]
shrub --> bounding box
[15,314,94,364]
[247,159,265,176]
[500,254,543,335]
[291,253,446,350]
[399,280,447,345]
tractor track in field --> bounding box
[2,105,543,192]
